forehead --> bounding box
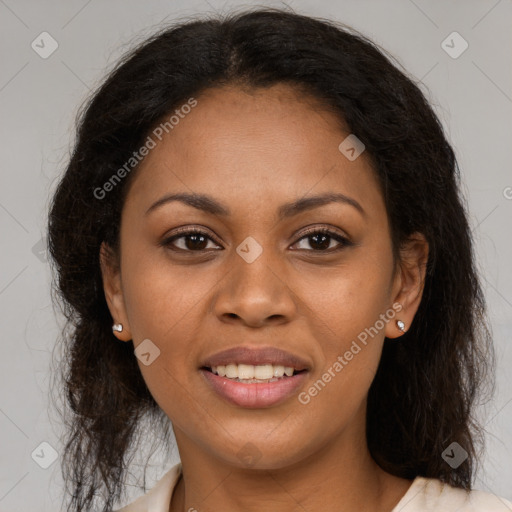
[124,83,384,221]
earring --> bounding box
[112,323,123,332]
[396,320,406,333]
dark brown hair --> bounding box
[47,7,493,511]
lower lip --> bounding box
[200,369,308,408]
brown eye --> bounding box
[161,226,352,254]
[292,228,351,252]
[161,228,222,252]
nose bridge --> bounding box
[233,234,282,300]
[213,234,295,325]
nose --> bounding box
[211,248,297,328]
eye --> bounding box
[292,227,352,252]
[161,226,352,254]
[161,227,222,252]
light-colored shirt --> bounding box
[115,462,512,512]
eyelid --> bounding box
[169,225,220,242]
[296,224,349,241]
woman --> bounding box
[47,7,512,512]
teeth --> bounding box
[211,363,296,380]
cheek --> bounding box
[121,258,207,414]
[294,253,392,406]
[118,251,200,379]
[295,250,393,340]
[297,287,387,428]
[121,244,206,339]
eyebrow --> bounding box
[145,191,366,220]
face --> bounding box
[101,83,427,470]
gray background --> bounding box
[0,0,511,510]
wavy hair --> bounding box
[47,7,493,511]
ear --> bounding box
[385,232,429,339]
[99,241,132,341]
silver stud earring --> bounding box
[396,320,406,332]
[112,323,123,332]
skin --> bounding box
[101,83,429,512]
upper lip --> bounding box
[200,346,310,371]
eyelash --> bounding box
[161,226,352,254]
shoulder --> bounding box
[393,476,512,511]
[114,462,182,512]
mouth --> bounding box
[199,364,309,408]
[198,346,311,408]
[199,345,311,373]
[200,364,307,383]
